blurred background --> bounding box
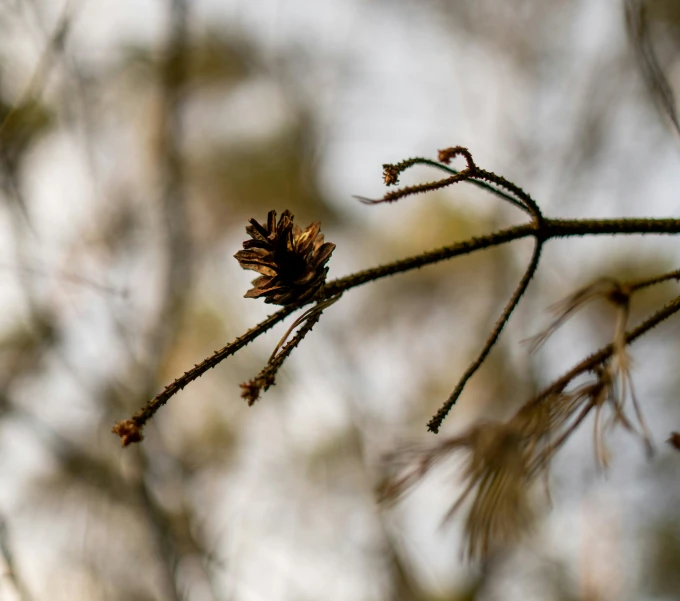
[1,0,680,599]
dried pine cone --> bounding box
[235,210,336,305]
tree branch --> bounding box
[427,239,544,433]
[529,292,680,408]
[112,141,680,446]
[112,303,300,445]
[115,215,680,444]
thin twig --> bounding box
[240,295,340,405]
[355,170,474,204]
[363,154,533,215]
[323,218,680,298]
[472,167,542,222]
[112,303,300,444]
[114,216,680,444]
[112,131,680,446]
[630,267,680,291]
[322,223,536,296]
[427,239,543,433]
[268,294,341,361]
[377,157,532,214]
[530,292,680,408]
[438,146,542,219]
[358,146,543,221]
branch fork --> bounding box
[113,147,680,461]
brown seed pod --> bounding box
[234,210,336,305]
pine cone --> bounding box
[235,210,336,305]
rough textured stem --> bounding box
[543,217,680,237]
[381,157,532,214]
[241,303,328,405]
[115,215,680,444]
[427,239,544,433]
[323,218,680,297]
[531,292,680,406]
[323,225,536,296]
[125,304,299,427]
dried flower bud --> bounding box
[112,419,144,447]
[235,210,336,305]
[437,146,476,170]
[382,164,400,186]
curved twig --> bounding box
[114,216,680,445]
[240,294,341,405]
[357,146,539,218]
[438,147,542,221]
[113,134,680,447]
[427,238,544,433]
[472,167,543,222]
[378,157,532,214]
[355,170,474,205]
